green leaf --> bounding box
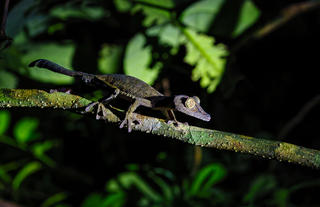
[22,42,75,84]
[148,172,173,200]
[181,0,225,32]
[232,0,260,37]
[12,161,42,190]
[102,192,125,207]
[147,24,182,54]
[243,175,277,203]
[14,117,39,143]
[182,28,228,93]
[124,33,162,85]
[32,141,57,167]
[118,172,161,201]
[273,188,289,207]
[0,111,10,135]
[41,192,68,207]
[81,193,105,207]
[132,0,174,27]
[114,0,132,12]
[25,14,49,37]
[0,71,18,89]
[188,163,226,197]
[0,167,12,183]
[50,5,105,20]
[6,0,37,37]
[98,45,123,74]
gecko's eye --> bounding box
[185,97,196,109]
[193,96,200,104]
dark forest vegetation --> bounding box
[0,0,320,206]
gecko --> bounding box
[29,59,211,132]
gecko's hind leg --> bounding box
[119,99,141,132]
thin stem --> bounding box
[0,0,10,36]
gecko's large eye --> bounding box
[185,97,196,109]
[193,96,200,104]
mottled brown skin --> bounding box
[29,59,211,132]
[97,74,163,98]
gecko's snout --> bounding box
[201,113,211,122]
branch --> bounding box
[1,88,320,169]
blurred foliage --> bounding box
[1,0,320,206]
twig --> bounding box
[278,94,320,138]
[0,0,10,36]
[1,88,320,169]
[232,1,320,52]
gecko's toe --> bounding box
[119,117,139,133]
[119,119,132,132]
[85,102,99,113]
[167,120,188,127]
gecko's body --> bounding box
[29,59,211,132]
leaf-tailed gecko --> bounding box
[29,59,211,132]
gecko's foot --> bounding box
[49,88,72,94]
[85,102,108,120]
[96,103,109,120]
[119,117,140,133]
[85,102,99,113]
[167,120,188,127]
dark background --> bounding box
[0,0,320,206]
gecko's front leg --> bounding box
[85,89,120,120]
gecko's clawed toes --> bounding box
[85,102,99,113]
[119,118,132,132]
[96,103,109,120]
[85,102,108,120]
[167,120,188,127]
[119,116,140,133]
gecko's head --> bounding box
[174,95,211,121]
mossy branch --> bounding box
[1,88,320,169]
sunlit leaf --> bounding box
[12,161,42,190]
[232,0,260,37]
[41,192,68,207]
[181,0,225,32]
[0,71,18,89]
[124,33,162,85]
[182,28,228,93]
[14,117,40,143]
[147,24,182,54]
[243,175,277,203]
[188,163,226,197]
[132,0,174,26]
[98,45,123,74]
[22,42,75,84]
[0,111,10,135]
[50,5,105,20]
